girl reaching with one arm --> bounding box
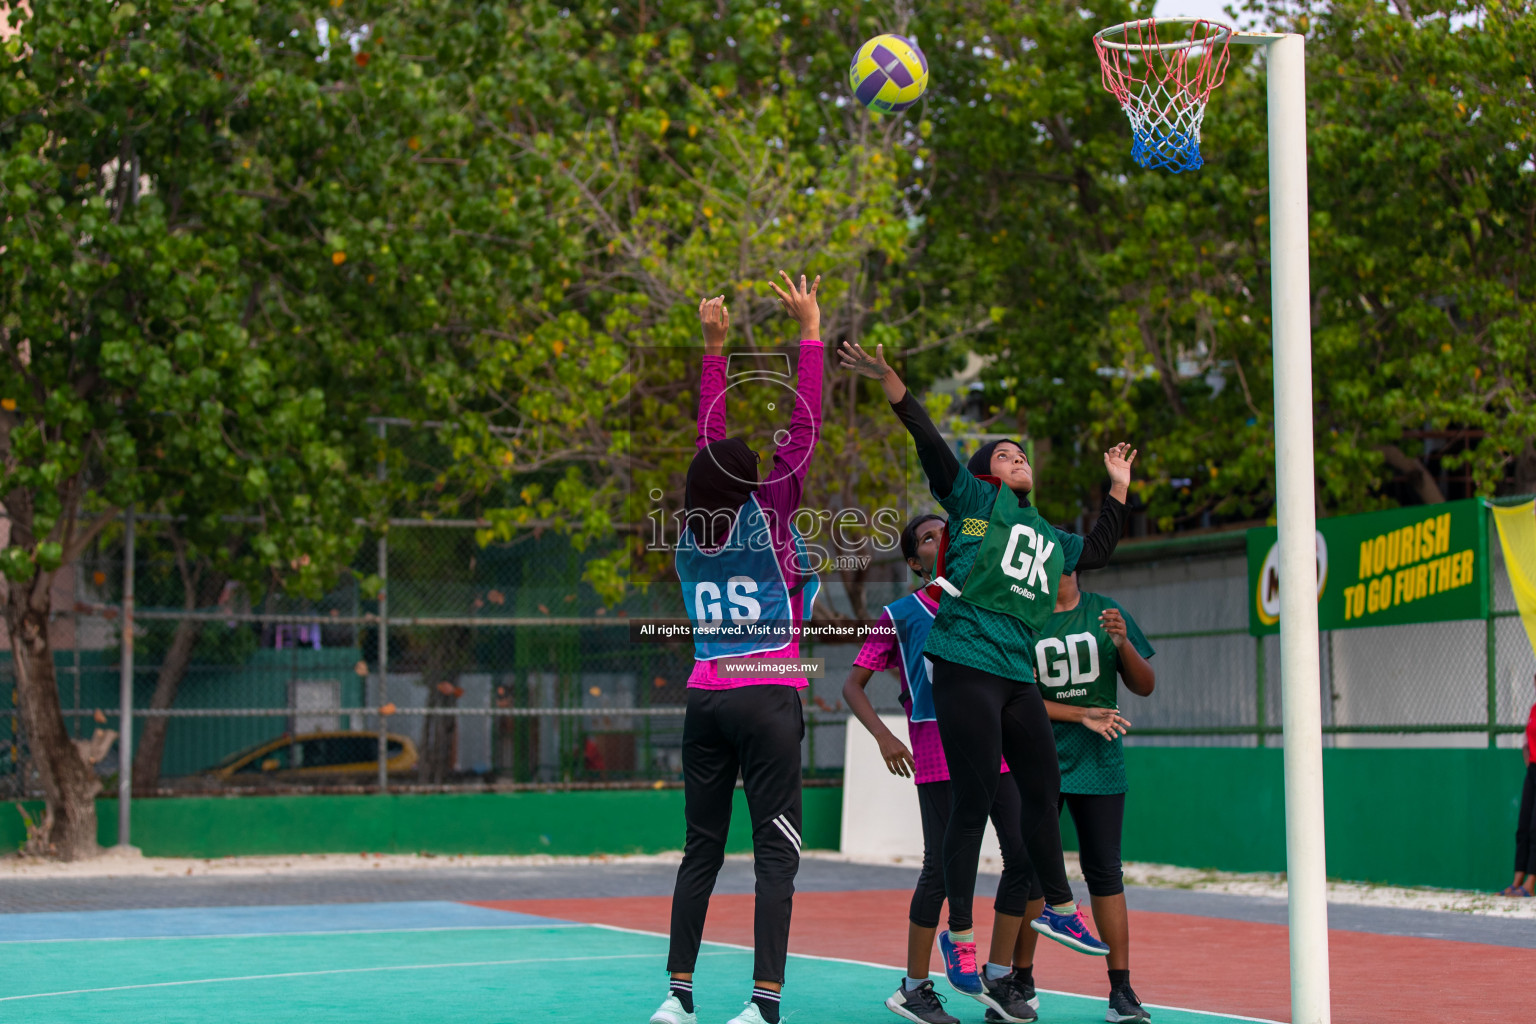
[838,339,1136,1011]
[843,514,1042,1024]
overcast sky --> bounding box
[1150,0,1257,27]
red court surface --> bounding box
[476,890,1523,1024]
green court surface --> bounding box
[2,914,1268,1024]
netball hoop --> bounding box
[1093,17,1233,173]
[1092,19,1334,1024]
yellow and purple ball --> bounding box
[848,33,929,114]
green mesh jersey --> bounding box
[924,470,1083,683]
[1032,591,1155,795]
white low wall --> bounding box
[839,712,1001,862]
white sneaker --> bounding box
[725,1002,771,1024]
[651,994,697,1024]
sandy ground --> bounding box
[3,846,1534,920]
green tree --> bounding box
[922,0,1536,529]
[418,0,984,615]
[0,0,567,856]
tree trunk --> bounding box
[1378,443,1447,504]
[132,559,227,795]
[420,683,460,784]
[131,617,203,795]
[1513,440,1536,498]
[417,625,470,784]
[7,569,101,860]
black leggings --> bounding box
[912,778,1042,928]
[1060,792,1126,898]
[1517,763,1536,875]
[931,657,1073,929]
[668,686,804,984]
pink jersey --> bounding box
[853,590,1010,785]
[687,341,824,690]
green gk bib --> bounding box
[933,482,1064,633]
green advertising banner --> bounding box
[1247,498,1488,636]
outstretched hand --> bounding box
[838,340,906,403]
[768,271,821,338]
[1104,442,1138,499]
[837,340,891,380]
[698,295,729,353]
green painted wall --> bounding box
[3,750,1524,892]
[1,786,843,859]
[1119,747,1526,891]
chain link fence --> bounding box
[0,512,879,803]
[3,506,1533,810]
[1094,519,1535,750]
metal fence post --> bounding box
[1255,634,1267,748]
[1485,511,1497,749]
[377,422,390,792]
[117,505,135,848]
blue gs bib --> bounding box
[884,592,938,722]
[676,495,820,661]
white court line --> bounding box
[0,922,585,945]
[0,948,744,1003]
[586,922,1287,1024]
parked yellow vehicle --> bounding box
[204,732,418,781]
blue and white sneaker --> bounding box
[1031,903,1110,956]
[937,930,984,995]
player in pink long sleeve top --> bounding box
[684,283,824,690]
[655,273,824,1024]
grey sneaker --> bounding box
[1107,984,1151,1024]
[982,973,1041,1021]
[974,972,1038,1024]
[886,979,960,1024]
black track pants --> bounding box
[667,685,804,984]
[931,656,1073,929]
[1517,762,1536,875]
[911,778,1042,928]
[1060,791,1126,897]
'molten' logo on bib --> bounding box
[999,525,1056,592]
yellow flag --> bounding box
[1492,499,1536,658]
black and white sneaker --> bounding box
[973,972,1038,1024]
[982,973,1040,1021]
[885,979,960,1024]
[1107,984,1151,1023]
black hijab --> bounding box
[967,438,1031,504]
[684,438,761,549]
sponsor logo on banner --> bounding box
[1246,499,1488,636]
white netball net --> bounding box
[1094,18,1232,173]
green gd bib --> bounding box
[934,483,1065,633]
